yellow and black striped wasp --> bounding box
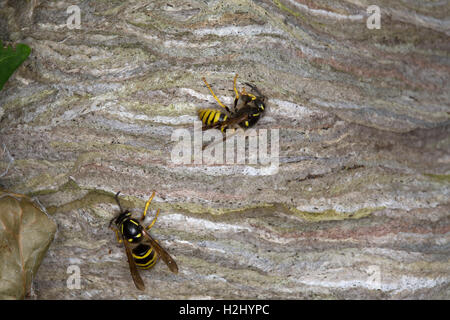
[109,191,178,291]
[198,74,266,147]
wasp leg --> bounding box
[146,208,160,231]
[241,87,256,100]
[202,77,231,113]
[233,73,239,100]
[141,191,156,221]
[112,228,123,243]
[142,192,160,230]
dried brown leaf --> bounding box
[0,190,56,299]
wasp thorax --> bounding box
[121,218,143,243]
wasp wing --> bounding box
[142,229,178,274]
[120,233,145,291]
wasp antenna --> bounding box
[109,217,115,228]
[115,191,124,213]
[244,82,265,98]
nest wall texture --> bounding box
[0,0,449,299]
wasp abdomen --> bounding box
[132,243,158,269]
[198,109,228,130]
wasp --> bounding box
[109,191,178,291]
[198,74,266,148]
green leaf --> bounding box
[0,41,31,91]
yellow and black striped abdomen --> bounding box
[198,109,228,127]
[132,244,158,270]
